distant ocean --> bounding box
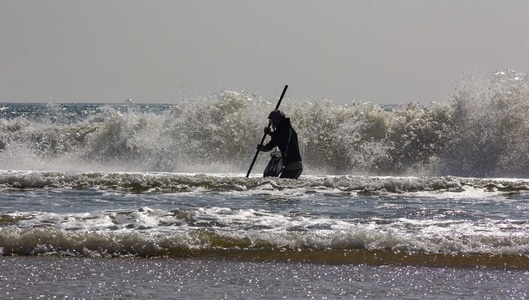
[1,71,529,299]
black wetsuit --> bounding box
[261,118,303,179]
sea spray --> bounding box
[440,70,529,176]
[2,71,529,176]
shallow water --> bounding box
[1,172,529,298]
[1,256,528,299]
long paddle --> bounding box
[245,84,288,178]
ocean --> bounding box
[1,71,529,299]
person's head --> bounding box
[268,110,285,126]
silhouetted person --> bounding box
[257,110,303,179]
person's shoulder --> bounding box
[281,118,292,127]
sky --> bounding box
[1,0,528,105]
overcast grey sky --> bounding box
[1,0,528,104]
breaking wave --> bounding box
[1,70,529,177]
[2,170,529,194]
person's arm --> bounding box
[258,141,275,152]
[257,129,278,152]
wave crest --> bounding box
[2,71,529,176]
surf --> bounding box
[1,70,529,177]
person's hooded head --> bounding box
[268,110,285,126]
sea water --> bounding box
[1,71,529,299]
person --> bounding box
[257,110,303,179]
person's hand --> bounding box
[264,127,271,135]
[256,144,264,151]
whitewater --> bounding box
[1,71,528,299]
